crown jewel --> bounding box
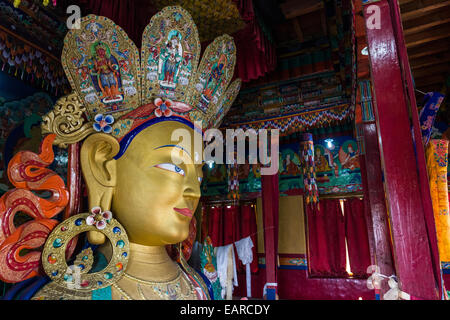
[43,6,241,146]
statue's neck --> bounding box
[124,242,179,282]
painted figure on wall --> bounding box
[89,41,122,101]
[340,141,359,171]
[282,153,301,176]
[315,146,332,173]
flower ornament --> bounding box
[86,206,112,230]
[93,114,114,133]
[154,98,174,117]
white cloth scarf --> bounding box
[216,244,238,299]
[234,236,254,297]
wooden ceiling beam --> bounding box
[399,0,416,6]
[407,39,450,59]
[411,63,450,80]
[321,9,328,36]
[280,0,324,19]
[405,24,450,48]
[410,52,450,70]
[414,77,446,90]
[401,0,450,21]
[416,84,446,93]
[403,13,450,35]
[292,18,304,43]
[414,78,446,91]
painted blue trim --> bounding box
[278,265,308,270]
[258,264,308,271]
[442,269,450,274]
[154,144,191,157]
[114,116,200,159]
[266,288,276,300]
[194,268,215,300]
[16,277,49,300]
[2,277,38,300]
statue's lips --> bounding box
[173,208,193,218]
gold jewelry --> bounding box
[42,212,130,292]
[178,242,211,300]
[116,269,196,300]
[123,270,181,284]
[112,283,133,300]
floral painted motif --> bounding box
[93,114,114,133]
[154,98,174,117]
[86,206,112,230]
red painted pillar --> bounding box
[363,0,439,299]
[358,121,396,298]
[356,79,396,298]
[261,173,279,300]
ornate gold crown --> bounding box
[42,6,241,147]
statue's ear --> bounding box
[81,133,119,192]
[80,133,120,245]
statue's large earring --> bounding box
[41,208,129,292]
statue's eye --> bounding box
[198,177,203,183]
[154,163,185,176]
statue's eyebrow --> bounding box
[153,145,191,158]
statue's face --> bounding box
[112,121,203,246]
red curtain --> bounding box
[76,0,154,46]
[232,0,277,82]
[223,205,238,246]
[208,205,224,248]
[207,204,241,246]
[306,199,347,277]
[205,202,258,273]
[344,198,371,278]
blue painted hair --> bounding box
[114,116,201,159]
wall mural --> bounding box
[313,135,362,194]
[201,134,362,198]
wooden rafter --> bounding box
[403,13,450,35]
[399,0,416,5]
[292,18,304,43]
[405,23,450,48]
[412,63,450,79]
[280,0,324,19]
[401,0,450,21]
[407,39,450,59]
[410,51,450,70]
[320,9,328,36]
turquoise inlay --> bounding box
[91,286,112,300]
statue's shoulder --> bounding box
[32,281,92,300]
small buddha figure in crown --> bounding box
[0,6,240,300]
[159,31,183,87]
[90,41,121,101]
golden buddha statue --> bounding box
[0,6,240,300]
